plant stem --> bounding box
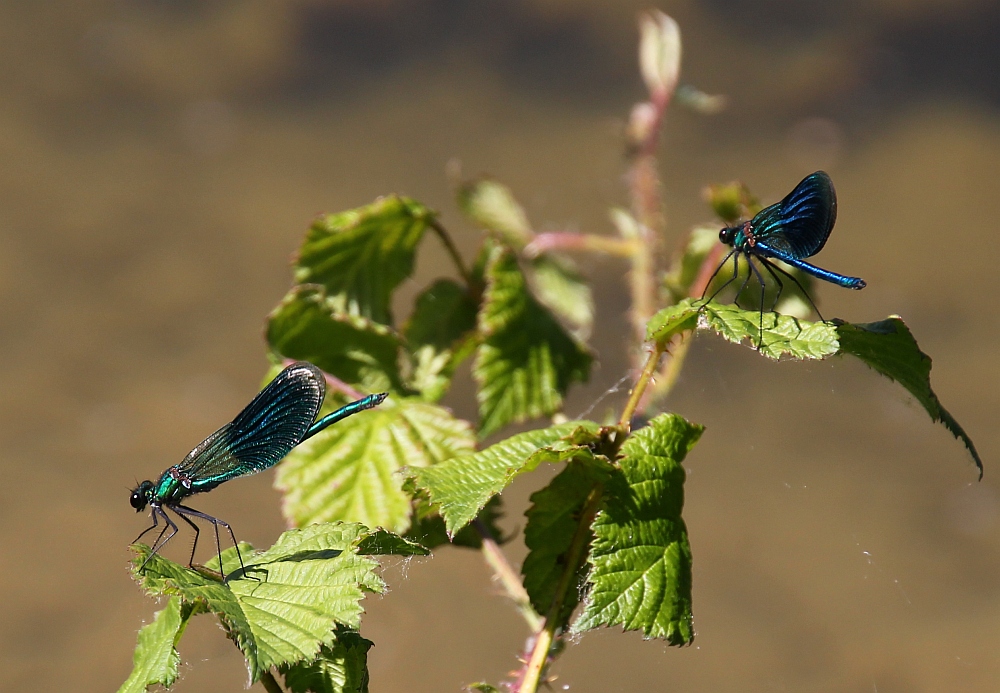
[474,519,543,632]
[690,243,728,300]
[627,225,657,354]
[648,332,690,404]
[517,485,605,693]
[624,90,671,367]
[524,232,638,258]
[429,218,473,288]
[260,671,284,693]
[619,341,667,429]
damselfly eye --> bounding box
[130,482,152,511]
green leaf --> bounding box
[405,496,506,550]
[609,207,640,240]
[404,279,478,349]
[674,84,728,115]
[356,529,430,556]
[404,279,480,401]
[638,10,681,98]
[469,238,496,285]
[267,285,403,393]
[836,317,983,477]
[474,246,592,436]
[645,299,701,344]
[414,421,597,536]
[118,597,193,693]
[574,413,703,644]
[295,196,433,325]
[276,398,475,534]
[400,513,450,550]
[453,497,507,548]
[131,523,382,683]
[465,684,501,693]
[522,456,612,625]
[401,482,455,550]
[703,181,761,225]
[522,423,605,467]
[645,300,981,475]
[457,178,533,248]
[702,300,839,359]
[646,299,838,360]
[530,254,594,338]
[279,629,373,693]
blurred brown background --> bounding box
[1,0,998,691]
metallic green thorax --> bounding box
[132,462,229,510]
[153,466,196,504]
[719,221,752,250]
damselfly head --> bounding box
[130,480,155,512]
[719,226,738,245]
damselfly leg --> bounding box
[700,249,739,305]
[140,507,179,571]
[171,504,252,580]
[746,258,768,348]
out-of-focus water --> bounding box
[1,1,998,691]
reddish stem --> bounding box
[689,243,728,300]
[525,232,637,258]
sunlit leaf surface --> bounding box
[267,285,403,393]
[837,317,983,477]
[574,413,703,644]
[276,398,475,534]
[530,254,594,338]
[474,246,591,436]
[279,629,373,693]
[118,597,192,693]
[456,177,533,248]
[295,196,433,325]
[415,421,597,535]
[404,279,479,402]
[522,455,611,625]
[131,523,385,683]
[646,299,981,474]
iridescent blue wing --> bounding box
[750,171,837,260]
[176,362,326,492]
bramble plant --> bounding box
[120,10,982,693]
